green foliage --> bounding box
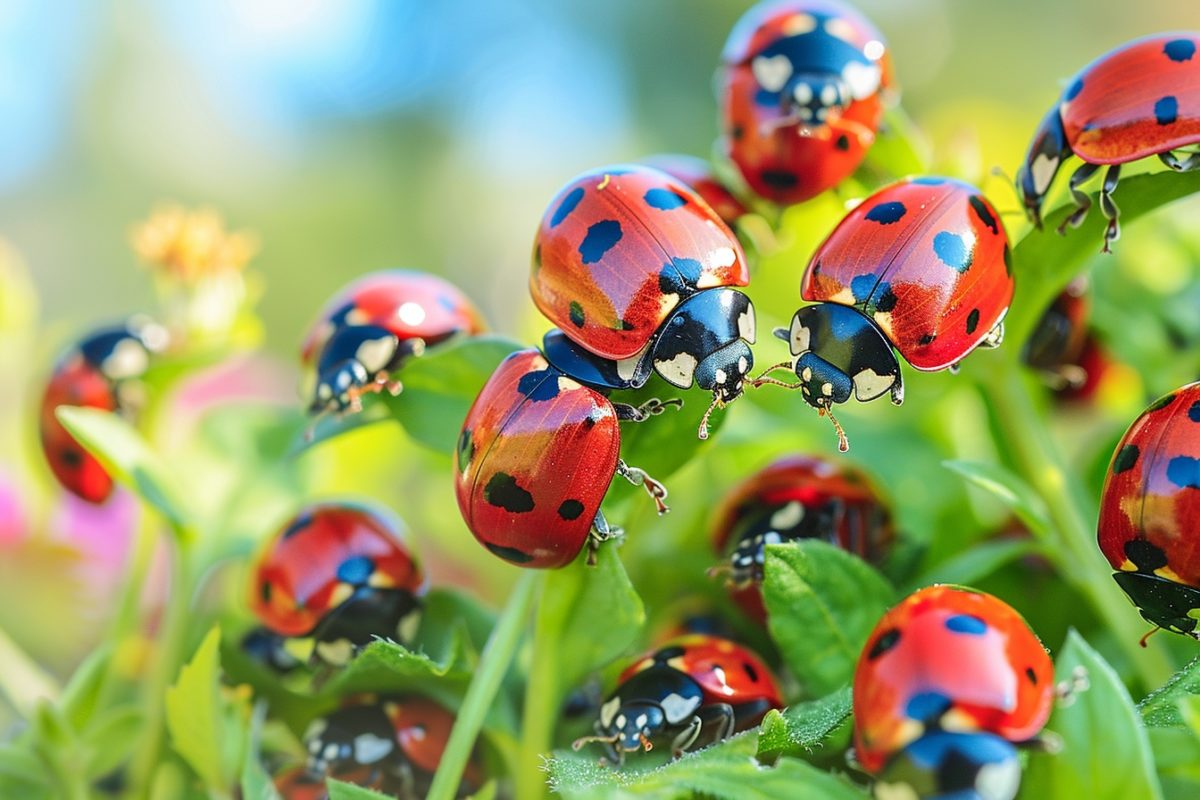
[942,460,1051,540]
[1141,657,1200,729]
[326,779,395,799]
[755,687,853,763]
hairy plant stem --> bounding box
[427,571,538,800]
[515,573,558,800]
[979,359,1173,687]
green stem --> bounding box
[980,360,1173,687]
[427,571,538,800]
[92,512,157,711]
[0,626,60,717]
[515,574,558,800]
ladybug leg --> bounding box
[1054,665,1090,707]
[1159,149,1200,172]
[980,320,1005,349]
[613,397,684,422]
[671,703,736,758]
[1055,162,1101,235]
[587,511,623,565]
[617,460,670,515]
[1098,164,1121,253]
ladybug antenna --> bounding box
[749,361,801,390]
[639,733,654,752]
[571,733,620,751]
[697,394,724,440]
[705,562,733,580]
[819,401,850,453]
[1138,626,1162,648]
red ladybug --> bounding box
[573,634,782,763]
[249,503,426,665]
[39,318,168,503]
[1098,382,1200,638]
[273,765,380,800]
[719,0,895,204]
[641,154,749,227]
[710,454,893,621]
[1016,33,1200,251]
[455,348,672,569]
[301,270,485,417]
[530,165,755,437]
[1023,279,1091,390]
[853,586,1054,798]
[303,696,482,799]
[759,177,1012,450]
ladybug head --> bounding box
[304,705,397,775]
[871,731,1022,800]
[750,37,882,132]
[310,325,420,415]
[722,501,831,585]
[1015,106,1072,229]
[573,697,666,764]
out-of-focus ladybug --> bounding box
[240,626,303,674]
[853,586,1055,800]
[719,0,896,204]
[304,696,482,799]
[530,164,755,438]
[455,348,674,569]
[1016,33,1200,251]
[572,634,782,763]
[250,503,426,665]
[1057,336,1120,405]
[39,318,169,503]
[641,154,749,227]
[272,765,381,800]
[757,177,1012,450]
[1023,279,1091,390]
[301,270,485,417]
[1098,382,1200,639]
[710,455,893,621]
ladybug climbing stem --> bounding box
[617,460,670,515]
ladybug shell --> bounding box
[301,269,485,365]
[1098,383,1200,588]
[802,177,1013,370]
[853,586,1054,774]
[384,697,483,787]
[251,504,424,637]
[530,165,748,361]
[619,634,783,713]
[1058,33,1200,164]
[1024,283,1091,376]
[273,767,334,800]
[641,154,749,227]
[719,0,894,204]
[455,349,620,568]
[711,454,894,621]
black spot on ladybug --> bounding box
[905,691,952,723]
[569,301,585,328]
[1149,393,1176,412]
[1125,539,1169,572]
[59,447,83,468]
[1065,77,1084,101]
[517,369,560,402]
[579,220,623,264]
[911,176,946,186]
[1026,667,1038,684]
[865,201,906,225]
[484,541,535,564]
[835,134,851,151]
[558,499,585,520]
[1113,444,1140,473]
[551,187,585,227]
[282,512,314,540]
[484,472,535,513]
[1155,96,1179,126]
[731,124,745,140]
[336,555,374,586]
[933,231,973,273]
[618,318,637,331]
[1166,456,1200,489]
[812,261,822,275]
[656,645,686,661]
[918,333,935,346]
[873,284,898,314]
[259,581,272,604]
[743,661,760,682]
[968,196,999,235]
[659,257,704,296]
[868,628,900,660]
[850,274,877,303]
[966,309,981,335]
[1189,401,1200,423]
[1003,244,1013,276]
[1164,39,1196,62]
[644,188,688,210]
[456,428,474,471]
[533,244,541,270]
[761,170,798,189]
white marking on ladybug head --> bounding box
[737,356,748,375]
[345,308,369,326]
[797,106,814,121]
[355,336,398,374]
[789,319,812,355]
[614,714,627,729]
[821,382,834,397]
[317,383,333,400]
[1031,153,1059,196]
[323,743,340,762]
[751,54,793,93]
[801,366,813,382]
[819,84,838,107]
[873,782,921,800]
[103,338,149,380]
[354,733,394,764]
[737,309,756,343]
[852,368,897,402]
[864,40,886,61]
[660,692,702,723]
[977,758,1021,800]
[136,321,170,352]
[396,301,426,327]
[843,62,881,100]
[654,352,698,388]
[714,368,728,385]
[770,500,805,531]
[633,713,648,729]
[600,696,621,728]
[782,13,816,35]
[792,82,813,106]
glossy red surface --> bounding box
[620,634,783,713]
[39,355,120,504]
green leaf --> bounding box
[165,627,230,792]
[1023,629,1162,800]
[755,687,853,763]
[1180,695,1200,739]
[942,460,1051,539]
[908,537,1042,592]
[1147,727,1200,800]
[241,701,282,800]
[386,335,523,452]
[0,744,47,787]
[58,645,111,732]
[326,778,395,799]
[610,377,727,484]
[54,406,190,530]
[762,541,894,696]
[1140,656,1200,728]
[324,638,462,695]
[82,706,143,779]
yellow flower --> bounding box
[130,205,258,283]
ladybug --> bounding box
[853,586,1054,798]
[869,730,1022,800]
[1097,382,1200,638]
[1016,33,1200,251]
[759,177,1012,450]
[1022,279,1091,390]
[301,270,485,417]
[240,626,304,674]
[273,765,380,800]
[249,503,426,665]
[304,696,482,799]
[39,318,169,503]
[455,348,673,569]
[572,634,782,763]
[710,454,893,622]
[1057,335,1119,405]
[641,154,749,227]
[530,164,755,438]
[719,0,895,204]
